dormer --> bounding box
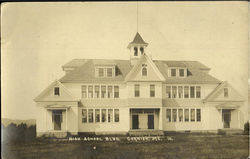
[168,67,188,77]
[127,32,148,65]
[94,61,116,78]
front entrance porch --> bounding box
[130,108,161,131]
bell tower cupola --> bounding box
[127,32,148,65]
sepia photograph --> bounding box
[1,1,249,159]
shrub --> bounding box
[217,129,226,135]
[244,122,249,135]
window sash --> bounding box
[81,86,87,98]
[54,87,60,96]
[196,86,201,98]
[224,88,228,97]
[114,109,119,122]
[150,85,155,97]
[178,109,183,122]
[179,69,185,77]
[88,86,93,98]
[95,86,100,98]
[82,109,87,123]
[108,86,113,98]
[196,109,201,122]
[166,86,171,98]
[184,109,189,122]
[95,109,100,123]
[191,109,195,121]
[172,86,177,98]
[171,69,176,77]
[184,86,189,98]
[88,109,93,123]
[108,109,113,122]
[107,68,113,77]
[98,68,104,77]
[172,109,177,122]
[142,67,147,76]
[102,109,106,122]
[135,85,140,97]
[166,109,171,122]
[114,86,119,98]
[101,86,106,98]
[178,86,183,98]
[190,86,195,98]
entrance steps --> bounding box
[128,129,164,136]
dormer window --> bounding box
[54,87,60,96]
[142,64,147,76]
[179,69,185,77]
[134,47,138,56]
[171,69,176,77]
[96,66,115,78]
[140,47,144,55]
[224,88,228,97]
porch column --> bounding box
[159,108,163,130]
[65,109,68,131]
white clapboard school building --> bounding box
[34,33,245,137]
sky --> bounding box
[1,2,249,120]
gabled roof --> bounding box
[125,54,165,82]
[34,80,78,102]
[59,59,221,84]
[203,81,244,102]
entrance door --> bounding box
[53,110,62,130]
[222,109,231,128]
[132,115,139,129]
[148,115,154,129]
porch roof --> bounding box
[216,103,240,109]
[45,105,71,110]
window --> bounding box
[184,109,189,122]
[190,86,195,98]
[179,69,185,77]
[140,47,144,54]
[54,87,60,96]
[98,68,104,77]
[178,109,183,122]
[166,86,171,98]
[107,68,113,77]
[172,86,177,98]
[135,84,140,97]
[196,86,201,98]
[88,109,93,123]
[134,47,138,56]
[102,109,106,122]
[172,109,177,122]
[101,86,106,98]
[191,109,195,122]
[108,86,113,98]
[171,69,176,77]
[184,86,189,98]
[178,86,183,98]
[82,109,87,123]
[81,86,87,98]
[196,109,201,122]
[88,86,93,98]
[150,85,155,97]
[114,86,119,98]
[166,109,171,122]
[142,64,147,76]
[224,88,228,97]
[108,109,113,122]
[95,109,100,123]
[114,109,119,122]
[95,86,100,98]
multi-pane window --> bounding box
[114,86,119,98]
[82,109,87,123]
[171,69,176,77]
[179,69,185,77]
[142,64,147,76]
[95,86,100,98]
[172,109,177,122]
[81,86,87,98]
[107,68,113,77]
[178,86,183,98]
[135,84,140,97]
[224,88,228,97]
[101,86,106,98]
[98,68,104,77]
[88,109,93,123]
[102,109,106,122]
[196,109,201,122]
[184,86,189,98]
[190,86,195,98]
[114,109,119,122]
[140,47,144,54]
[178,109,183,122]
[172,86,177,98]
[191,109,195,122]
[150,85,155,97]
[196,86,201,98]
[108,86,113,98]
[166,109,171,122]
[108,109,113,122]
[54,87,60,96]
[88,86,93,98]
[166,86,171,98]
[95,109,100,123]
[184,109,189,122]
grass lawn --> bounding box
[2,134,249,159]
